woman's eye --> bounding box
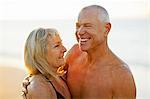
[54,45,59,48]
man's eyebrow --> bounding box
[84,23,92,25]
[76,22,91,26]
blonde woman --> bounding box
[22,28,71,99]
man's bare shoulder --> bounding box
[111,64,136,98]
[27,75,55,98]
[66,44,80,57]
[110,63,133,82]
[111,63,127,71]
[65,44,82,63]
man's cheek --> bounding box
[75,31,79,42]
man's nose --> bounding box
[77,25,85,36]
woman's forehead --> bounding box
[53,33,61,42]
[48,33,61,43]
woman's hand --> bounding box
[21,75,31,96]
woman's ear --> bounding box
[104,23,111,37]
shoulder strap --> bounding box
[44,76,65,99]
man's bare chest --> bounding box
[67,63,113,96]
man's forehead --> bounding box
[78,10,98,21]
[77,15,98,25]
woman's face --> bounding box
[46,34,67,71]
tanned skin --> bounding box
[22,5,136,99]
[66,6,136,99]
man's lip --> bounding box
[79,38,90,42]
[80,38,89,42]
[79,38,90,45]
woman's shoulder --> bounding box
[27,74,56,98]
[29,74,47,88]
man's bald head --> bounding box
[78,5,110,23]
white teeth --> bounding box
[80,38,89,42]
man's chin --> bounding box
[79,45,88,52]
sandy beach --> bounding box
[0,66,27,99]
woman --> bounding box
[22,28,71,99]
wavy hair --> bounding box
[24,28,59,78]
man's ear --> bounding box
[104,22,111,37]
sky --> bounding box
[0,0,149,20]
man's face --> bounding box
[76,8,106,52]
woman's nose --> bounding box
[62,46,67,53]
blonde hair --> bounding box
[24,28,59,77]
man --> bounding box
[23,5,136,99]
[65,5,136,99]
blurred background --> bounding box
[0,0,149,99]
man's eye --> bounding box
[85,25,91,27]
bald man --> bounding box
[66,5,136,99]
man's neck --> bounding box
[87,43,111,64]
